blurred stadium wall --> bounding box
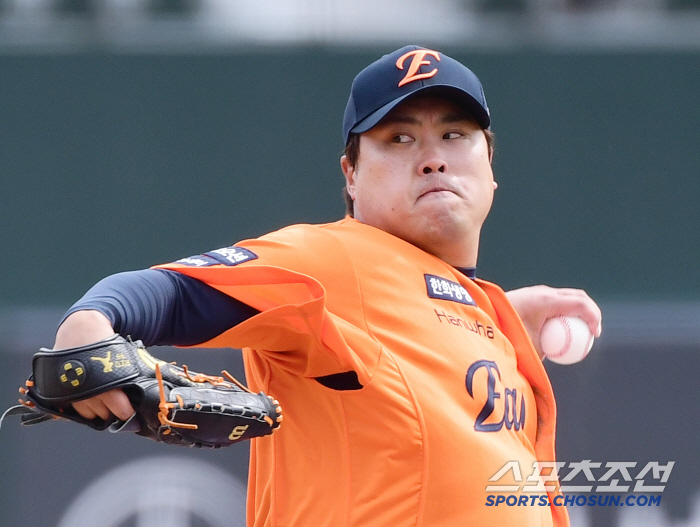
[1,3,700,527]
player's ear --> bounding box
[340,155,357,200]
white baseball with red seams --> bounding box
[539,316,595,365]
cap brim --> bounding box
[350,85,490,136]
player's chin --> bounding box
[412,212,471,243]
[414,198,470,226]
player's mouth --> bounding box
[417,183,459,200]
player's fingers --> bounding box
[551,288,602,337]
[100,389,135,422]
[84,398,112,421]
[72,398,108,420]
[506,285,602,339]
[72,399,98,420]
[72,390,134,422]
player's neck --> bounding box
[422,239,479,270]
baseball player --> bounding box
[45,46,601,526]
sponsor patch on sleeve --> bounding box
[425,274,476,306]
[174,247,258,267]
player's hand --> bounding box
[72,390,135,422]
[505,285,602,360]
[53,309,135,422]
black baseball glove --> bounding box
[1,335,282,448]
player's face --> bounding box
[341,95,495,267]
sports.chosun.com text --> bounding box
[485,494,662,507]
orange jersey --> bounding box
[157,217,568,527]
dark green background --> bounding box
[2,49,699,308]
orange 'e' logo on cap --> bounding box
[396,49,441,87]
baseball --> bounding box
[539,316,594,365]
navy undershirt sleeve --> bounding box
[61,269,260,347]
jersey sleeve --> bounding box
[153,225,381,386]
[60,269,260,347]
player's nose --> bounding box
[418,156,447,175]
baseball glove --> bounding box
[1,334,282,448]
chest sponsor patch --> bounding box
[425,274,476,306]
[174,247,258,267]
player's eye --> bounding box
[392,134,412,144]
[443,132,463,140]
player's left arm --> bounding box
[505,285,602,359]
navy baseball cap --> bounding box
[342,45,490,145]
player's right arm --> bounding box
[54,269,260,422]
